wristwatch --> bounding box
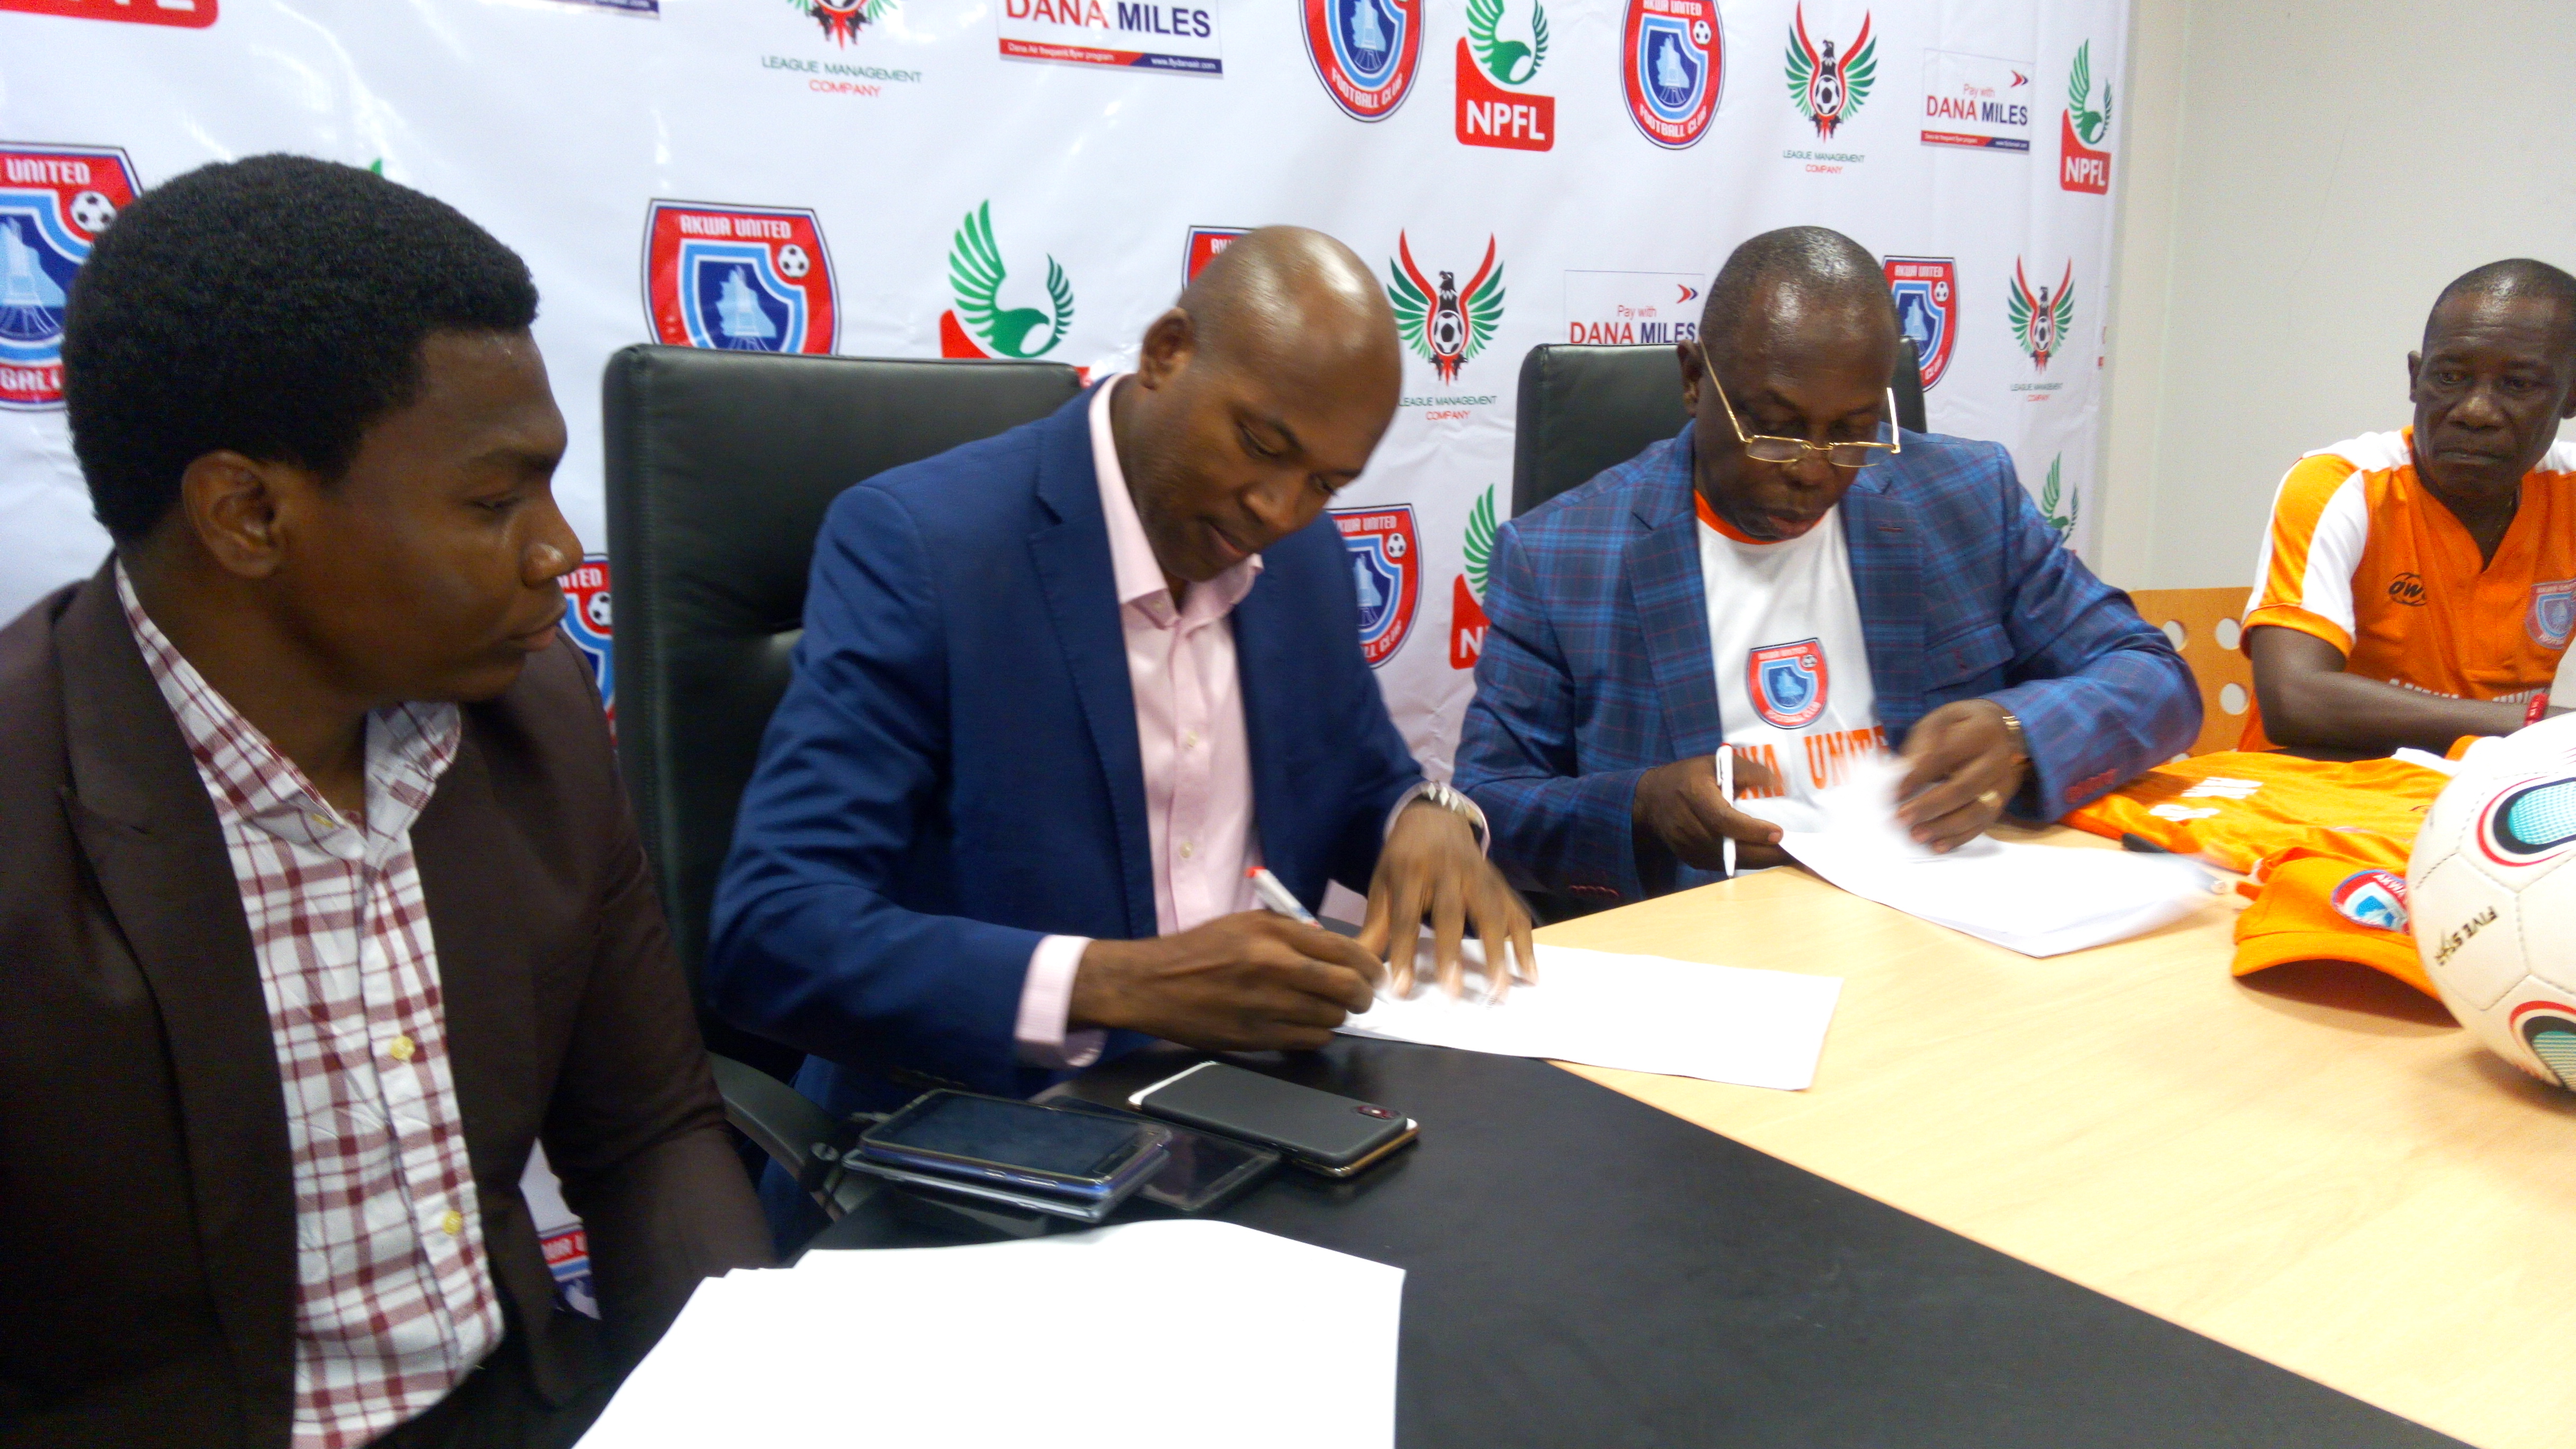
[1387,780,1491,854]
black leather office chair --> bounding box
[602,346,1085,1104]
[1511,337,1926,517]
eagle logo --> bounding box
[1466,0,1548,85]
[2007,258,2074,372]
[2068,39,2113,146]
[947,201,1074,359]
[789,0,894,46]
[1388,233,1504,384]
[1783,4,1874,140]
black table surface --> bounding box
[808,1038,2462,1448]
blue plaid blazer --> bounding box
[1454,424,2199,906]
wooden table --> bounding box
[1539,824,2576,1449]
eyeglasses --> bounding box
[1698,347,1902,470]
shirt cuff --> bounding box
[2241,604,2353,657]
[1015,934,1106,1070]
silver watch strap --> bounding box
[1384,780,1491,855]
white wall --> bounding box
[2098,0,2576,590]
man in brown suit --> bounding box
[0,156,770,1447]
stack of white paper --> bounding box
[1740,756,2212,957]
[1336,943,1842,1090]
[578,1220,1403,1449]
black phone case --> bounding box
[1130,1062,1415,1173]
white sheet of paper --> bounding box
[1740,756,2210,958]
[577,1220,1402,1449]
[1336,942,1842,1090]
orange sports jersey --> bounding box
[2061,749,2447,875]
[2239,428,2576,749]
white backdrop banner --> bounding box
[0,0,2128,777]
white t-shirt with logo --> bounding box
[1697,498,1885,798]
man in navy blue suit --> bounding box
[710,228,1534,1122]
[1456,227,2197,908]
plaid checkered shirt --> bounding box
[118,566,502,1447]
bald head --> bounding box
[2426,257,2576,354]
[1175,226,1401,401]
[1111,226,1405,587]
[1700,226,1897,374]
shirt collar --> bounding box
[115,560,461,851]
[1090,375,1263,621]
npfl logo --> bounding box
[2060,39,2114,193]
[1335,505,1422,668]
[1456,0,1553,151]
[1305,0,1424,122]
[643,202,838,354]
[1621,0,1719,149]
[0,144,139,410]
[943,201,1074,359]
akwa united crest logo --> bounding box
[2329,869,2410,933]
[1305,0,1424,122]
[1335,504,1422,667]
[643,201,837,354]
[561,555,615,731]
[785,0,892,44]
[2060,39,2114,193]
[1748,639,1829,729]
[2530,579,2576,650]
[2007,258,2074,372]
[1621,0,1720,150]
[1784,4,1874,141]
[942,201,1074,359]
[1,144,139,410]
[1452,486,1497,670]
[1883,255,1955,390]
[1388,232,1504,385]
[1183,225,1248,285]
[1457,0,1553,151]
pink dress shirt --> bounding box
[1015,377,1266,1067]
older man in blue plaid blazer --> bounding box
[1456,229,2197,909]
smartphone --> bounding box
[855,1090,1170,1203]
[1128,1061,1417,1178]
[1035,1095,1283,1212]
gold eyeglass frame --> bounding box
[1697,346,1903,470]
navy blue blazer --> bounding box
[707,388,1423,1113]
[1455,424,2201,906]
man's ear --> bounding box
[1134,308,1195,389]
[1678,341,1704,414]
[2405,349,2422,399]
[179,451,298,580]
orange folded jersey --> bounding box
[2230,848,2432,997]
[2061,749,2447,875]
[2238,428,2576,750]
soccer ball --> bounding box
[2408,717,2576,1088]
[67,190,118,235]
[775,243,810,279]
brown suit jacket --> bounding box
[0,565,773,1447]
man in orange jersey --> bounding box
[2244,259,2576,754]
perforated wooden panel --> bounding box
[2128,587,2257,756]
